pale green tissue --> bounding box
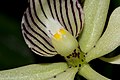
[86,7,120,62]
[0,62,68,80]
[79,0,110,53]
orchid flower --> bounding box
[0,0,120,80]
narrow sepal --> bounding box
[48,67,78,80]
[78,64,110,80]
[100,54,120,64]
[0,62,68,80]
[79,0,110,53]
[86,7,120,62]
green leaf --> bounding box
[0,62,68,80]
[79,0,110,53]
[48,67,78,80]
[100,54,120,64]
[85,7,120,62]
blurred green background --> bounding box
[0,0,120,79]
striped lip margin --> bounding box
[21,0,84,57]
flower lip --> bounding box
[45,18,64,38]
[21,0,84,57]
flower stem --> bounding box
[78,64,110,80]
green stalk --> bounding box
[78,64,110,80]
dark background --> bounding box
[0,0,120,79]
